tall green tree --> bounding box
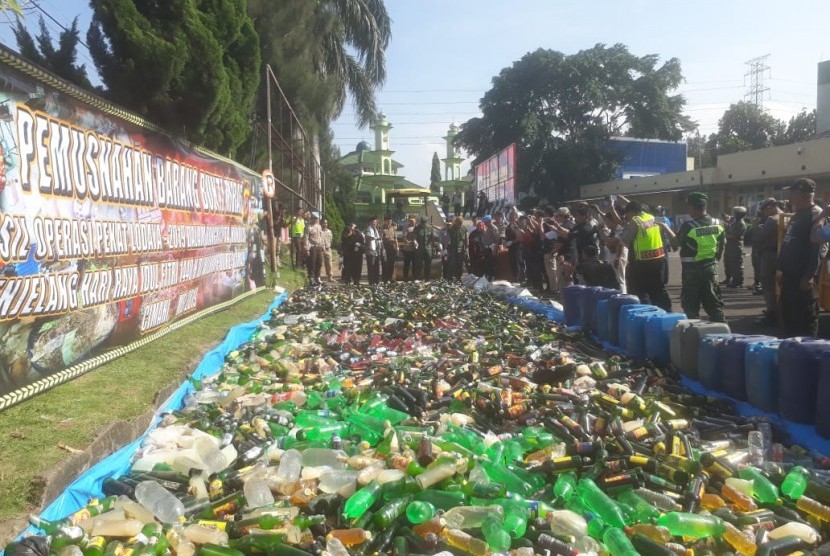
[14,17,93,90]
[455,44,693,202]
[430,152,441,191]
[86,0,260,156]
[711,101,783,156]
[248,0,391,130]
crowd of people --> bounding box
[264,176,829,339]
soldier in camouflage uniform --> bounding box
[659,192,726,322]
[724,206,747,288]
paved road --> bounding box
[664,249,830,338]
[290,245,828,337]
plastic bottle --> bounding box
[547,510,588,539]
[781,466,811,500]
[414,462,455,490]
[796,495,830,521]
[134,481,185,523]
[722,521,757,556]
[325,536,351,556]
[575,478,627,528]
[603,527,639,556]
[243,477,275,508]
[183,524,230,546]
[553,471,577,501]
[747,430,765,467]
[657,512,725,538]
[616,490,661,522]
[88,519,143,538]
[326,529,372,547]
[443,505,503,529]
[721,483,758,512]
[768,521,820,544]
[738,466,779,504]
[274,449,303,484]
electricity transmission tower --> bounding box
[744,54,771,109]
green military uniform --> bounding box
[675,193,726,322]
[724,207,747,287]
[413,218,435,280]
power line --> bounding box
[29,0,90,51]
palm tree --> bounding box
[312,0,391,127]
[249,0,391,129]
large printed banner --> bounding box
[0,49,261,400]
[475,143,515,205]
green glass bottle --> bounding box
[343,480,383,519]
[373,494,415,527]
[414,489,467,510]
[198,544,245,556]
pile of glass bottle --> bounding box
[10,281,830,556]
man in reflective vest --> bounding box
[290,207,306,269]
[659,192,726,322]
[618,201,672,310]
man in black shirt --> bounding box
[777,178,823,337]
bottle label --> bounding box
[198,520,228,531]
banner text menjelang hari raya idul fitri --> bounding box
[0,51,262,398]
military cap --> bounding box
[686,192,708,204]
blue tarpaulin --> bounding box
[8,291,286,547]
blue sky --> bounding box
[2,0,828,186]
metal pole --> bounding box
[264,65,277,276]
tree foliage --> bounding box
[0,0,21,16]
[248,0,390,131]
[319,129,357,227]
[779,108,816,144]
[455,44,693,202]
[703,104,815,164]
[87,0,260,156]
[710,101,783,156]
[430,152,441,191]
[686,133,717,169]
[14,16,93,90]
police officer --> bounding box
[660,192,725,322]
[618,201,672,310]
[754,198,782,325]
[778,178,822,337]
[289,206,306,269]
[724,206,747,288]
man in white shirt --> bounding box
[364,215,381,285]
[321,218,334,282]
[304,212,324,287]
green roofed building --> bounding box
[338,113,438,221]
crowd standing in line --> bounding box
[268,176,829,339]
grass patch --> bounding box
[0,265,308,521]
